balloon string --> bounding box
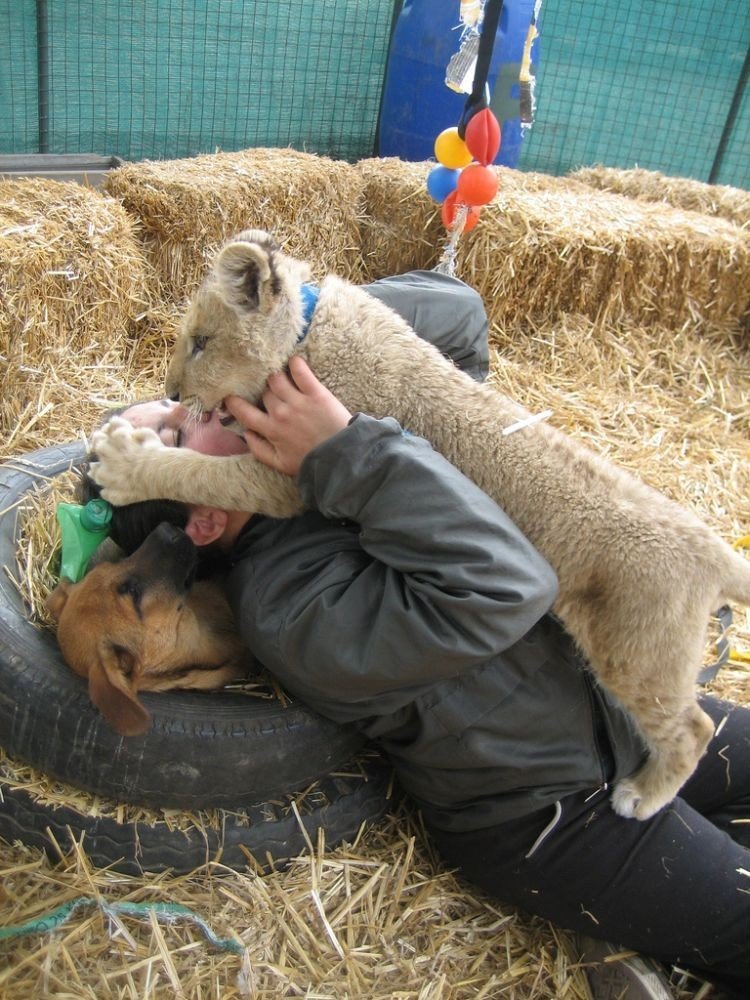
[434,204,469,276]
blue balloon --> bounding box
[426,165,460,203]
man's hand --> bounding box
[225,356,352,476]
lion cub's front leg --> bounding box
[90,417,304,517]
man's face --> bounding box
[120,400,248,457]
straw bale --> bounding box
[103,148,367,306]
[358,158,750,330]
[354,158,583,280]
[571,165,750,228]
[356,158,444,277]
[0,178,161,458]
[0,350,167,462]
[464,185,750,330]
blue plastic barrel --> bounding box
[378,0,539,167]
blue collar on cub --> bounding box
[298,283,320,343]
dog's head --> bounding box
[165,229,313,421]
[47,522,248,736]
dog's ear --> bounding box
[214,237,276,314]
[46,579,74,622]
[88,642,150,737]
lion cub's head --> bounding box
[166,229,313,418]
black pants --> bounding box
[426,697,750,998]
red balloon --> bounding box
[457,163,499,206]
[441,190,481,232]
[464,108,501,166]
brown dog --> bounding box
[47,522,249,736]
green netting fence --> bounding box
[1,0,747,188]
[521,0,749,188]
[3,0,395,163]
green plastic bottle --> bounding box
[56,499,113,583]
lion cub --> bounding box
[91,229,750,820]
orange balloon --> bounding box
[441,190,481,232]
[434,127,473,169]
[457,163,499,206]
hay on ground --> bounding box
[486,315,750,535]
[0,799,595,1000]
[571,165,750,228]
[103,148,367,307]
[485,312,750,708]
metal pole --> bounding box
[36,0,49,153]
[709,44,749,184]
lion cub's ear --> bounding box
[215,240,273,311]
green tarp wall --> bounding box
[1,1,747,187]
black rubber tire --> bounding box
[0,444,366,810]
[0,757,394,875]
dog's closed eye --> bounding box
[117,577,142,612]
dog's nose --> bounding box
[156,522,186,545]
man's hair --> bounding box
[78,464,190,555]
[79,466,229,578]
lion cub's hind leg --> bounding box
[611,693,714,820]
[568,547,717,821]
[599,613,715,819]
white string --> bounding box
[434,204,469,276]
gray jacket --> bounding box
[225,273,646,832]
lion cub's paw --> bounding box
[610,777,671,821]
[89,416,165,505]
[611,707,713,821]
[610,780,643,819]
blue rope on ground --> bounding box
[0,896,244,954]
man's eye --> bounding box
[191,335,208,357]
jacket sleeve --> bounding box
[261,414,559,705]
